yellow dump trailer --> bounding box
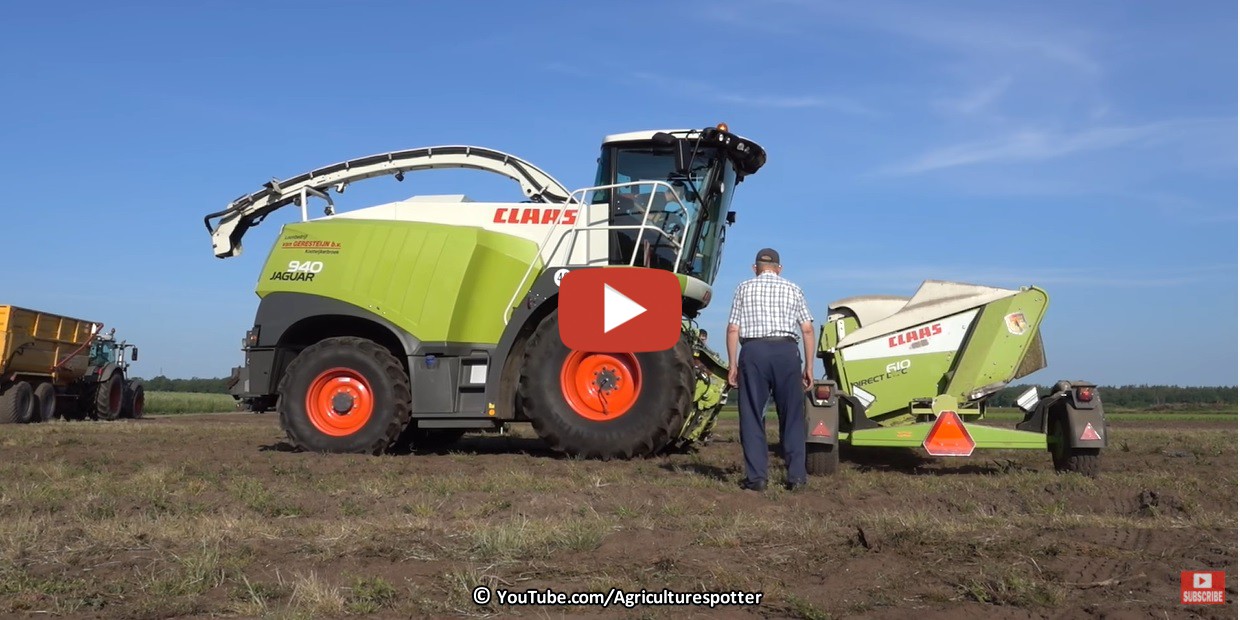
[0,305,144,423]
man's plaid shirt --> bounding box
[726,271,814,340]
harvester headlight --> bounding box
[1076,387,1094,402]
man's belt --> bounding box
[740,336,796,344]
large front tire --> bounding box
[93,372,124,421]
[123,381,146,419]
[277,337,412,455]
[517,310,693,460]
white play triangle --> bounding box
[602,284,647,333]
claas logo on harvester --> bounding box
[492,207,578,225]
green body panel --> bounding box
[818,314,859,352]
[841,422,1048,449]
[258,220,542,345]
[835,351,957,423]
[942,288,1050,399]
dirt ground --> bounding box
[0,413,1234,619]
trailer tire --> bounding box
[278,336,411,455]
[33,382,57,422]
[0,382,34,424]
[806,443,839,475]
[93,372,124,421]
[123,381,146,419]
[517,310,692,460]
[1050,413,1100,477]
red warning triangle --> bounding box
[811,421,831,437]
[1079,423,1101,441]
[922,410,975,457]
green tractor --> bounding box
[72,328,145,421]
[207,124,765,458]
[803,280,1107,476]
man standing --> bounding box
[725,248,815,491]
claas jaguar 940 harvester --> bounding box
[206,124,763,458]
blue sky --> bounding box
[0,1,1234,386]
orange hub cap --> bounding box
[305,367,374,436]
[560,352,642,421]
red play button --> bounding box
[558,267,681,352]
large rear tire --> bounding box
[33,382,57,422]
[1049,413,1100,477]
[122,381,146,419]
[277,337,412,455]
[517,310,693,460]
[0,382,35,424]
[93,372,124,421]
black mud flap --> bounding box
[1018,381,1107,450]
[227,366,245,395]
[1060,399,1107,449]
[805,380,839,446]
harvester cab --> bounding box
[206,124,765,459]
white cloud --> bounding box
[934,76,1014,116]
[628,71,874,115]
[540,63,873,114]
[882,118,1232,175]
[748,0,1102,74]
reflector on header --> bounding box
[922,410,976,457]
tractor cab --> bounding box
[586,124,766,290]
[87,329,138,372]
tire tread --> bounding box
[277,336,411,455]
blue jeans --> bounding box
[737,339,807,484]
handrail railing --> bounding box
[502,180,693,325]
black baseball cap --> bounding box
[755,248,780,264]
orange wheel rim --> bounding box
[305,367,374,436]
[559,352,642,421]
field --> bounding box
[143,392,237,415]
[0,408,1234,619]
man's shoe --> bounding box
[785,480,807,492]
[740,479,767,492]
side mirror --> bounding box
[726,211,737,225]
[652,132,688,175]
[131,348,139,362]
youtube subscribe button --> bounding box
[558,268,682,352]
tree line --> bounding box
[144,374,1235,411]
[135,376,234,394]
[989,384,1237,410]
